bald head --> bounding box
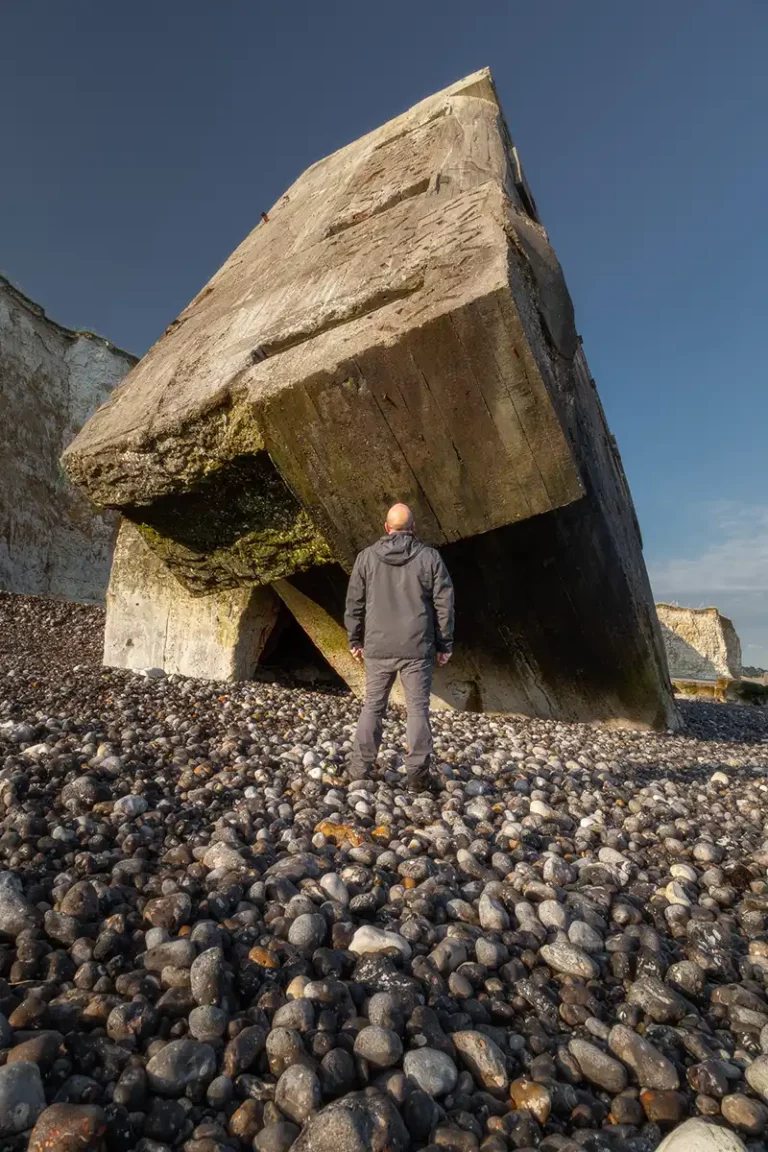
[386,503,414,533]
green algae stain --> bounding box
[126,452,336,594]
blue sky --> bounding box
[2,1,767,663]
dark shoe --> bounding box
[347,760,374,781]
[406,764,443,794]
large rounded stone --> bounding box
[188,1005,229,1042]
[59,881,99,921]
[273,997,315,1033]
[28,1103,106,1152]
[288,913,327,950]
[202,843,246,871]
[255,1121,301,1152]
[275,1064,321,1124]
[452,1030,508,1092]
[143,939,196,972]
[478,892,509,931]
[569,1038,627,1093]
[143,893,192,933]
[721,1093,768,1135]
[540,941,598,979]
[627,976,689,1023]
[746,1054,768,1102]
[0,875,42,941]
[146,1038,217,1096]
[190,946,226,1005]
[291,1090,409,1152]
[0,1061,47,1136]
[403,1047,458,1096]
[656,1118,747,1152]
[349,926,411,960]
[353,1026,403,1069]
[609,1024,679,1090]
[224,1025,268,1077]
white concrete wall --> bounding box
[105,522,281,680]
[0,277,135,602]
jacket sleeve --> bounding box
[344,553,367,647]
[432,552,455,654]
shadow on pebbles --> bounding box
[0,594,767,1151]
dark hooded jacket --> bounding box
[344,532,454,660]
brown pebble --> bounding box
[510,1077,551,1124]
[721,1092,768,1135]
[696,1093,721,1116]
[248,946,280,968]
[7,1031,61,1069]
[28,1103,106,1152]
[609,1092,645,1126]
[640,1088,688,1124]
[229,1099,264,1143]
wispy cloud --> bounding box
[649,504,768,667]
[649,503,768,594]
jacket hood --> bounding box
[372,532,425,567]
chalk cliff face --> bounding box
[657,604,743,681]
[0,277,135,603]
[62,69,677,728]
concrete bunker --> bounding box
[63,69,676,729]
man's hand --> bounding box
[436,652,452,666]
[350,646,364,662]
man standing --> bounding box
[344,503,454,791]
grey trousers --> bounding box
[351,656,433,772]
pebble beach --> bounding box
[1,592,768,1151]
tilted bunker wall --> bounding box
[62,70,676,728]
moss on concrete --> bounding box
[126,452,335,594]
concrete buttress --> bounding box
[105,522,280,680]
